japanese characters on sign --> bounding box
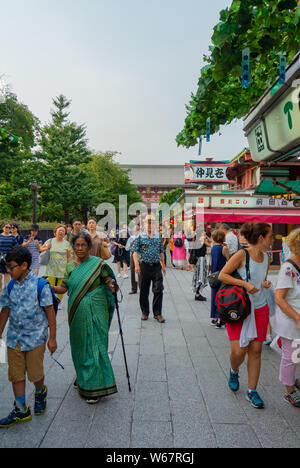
[246,82,300,162]
[184,165,233,184]
[211,196,295,209]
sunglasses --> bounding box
[6,264,19,272]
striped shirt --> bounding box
[0,235,17,255]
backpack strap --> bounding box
[37,278,48,304]
[7,278,46,300]
[7,279,15,296]
[244,249,251,282]
[286,259,300,275]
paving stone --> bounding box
[131,421,174,448]
[1,264,300,448]
[213,423,261,448]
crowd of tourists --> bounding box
[0,216,299,429]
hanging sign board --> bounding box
[246,83,300,162]
[184,164,235,184]
[243,53,300,162]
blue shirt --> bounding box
[0,234,17,254]
[132,232,164,264]
[0,271,53,351]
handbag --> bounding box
[39,239,52,266]
[100,244,111,260]
[207,271,221,289]
[110,243,117,256]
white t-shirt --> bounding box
[226,231,239,256]
[272,261,300,340]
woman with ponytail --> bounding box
[218,222,273,409]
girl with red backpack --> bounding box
[218,222,273,409]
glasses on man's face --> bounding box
[6,264,19,272]
[4,226,11,230]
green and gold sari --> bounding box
[63,256,117,399]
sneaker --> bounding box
[246,390,265,409]
[284,391,300,409]
[263,334,273,346]
[0,402,32,428]
[210,319,218,326]
[73,379,78,389]
[34,386,48,415]
[215,321,225,329]
[117,273,121,278]
[228,369,240,392]
[123,274,128,279]
[195,295,207,301]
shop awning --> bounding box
[255,180,300,195]
[195,208,300,224]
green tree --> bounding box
[159,187,183,206]
[0,92,39,219]
[176,0,300,148]
[37,95,95,222]
[87,152,142,220]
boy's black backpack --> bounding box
[215,250,251,323]
[7,277,60,316]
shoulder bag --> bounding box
[39,239,52,266]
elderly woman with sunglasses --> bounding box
[0,223,17,291]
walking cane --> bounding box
[112,280,132,392]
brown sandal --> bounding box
[154,315,166,323]
[141,315,149,321]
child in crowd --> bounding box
[0,246,57,428]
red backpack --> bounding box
[215,250,251,323]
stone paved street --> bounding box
[0,264,300,448]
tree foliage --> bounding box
[87,152,142,217]
[159,187,184,206]
[176,0,300,148]
[0,92,38,182]
[0,93,141,223]
[36,95,96,222]
[0,92,40,219]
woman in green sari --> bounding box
[53,232,118,404]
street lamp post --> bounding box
[30,183,41,225]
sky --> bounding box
[1,0,249,166]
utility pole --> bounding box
[30,183,41,224]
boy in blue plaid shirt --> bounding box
[0,246,57,428]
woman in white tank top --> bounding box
[218,223,273,409]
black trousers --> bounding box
[139,262,164,317]
[130,253,138,292]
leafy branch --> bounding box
[176,0,300,148]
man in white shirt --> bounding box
[220,224,239,257]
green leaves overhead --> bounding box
[176,0,300,148]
